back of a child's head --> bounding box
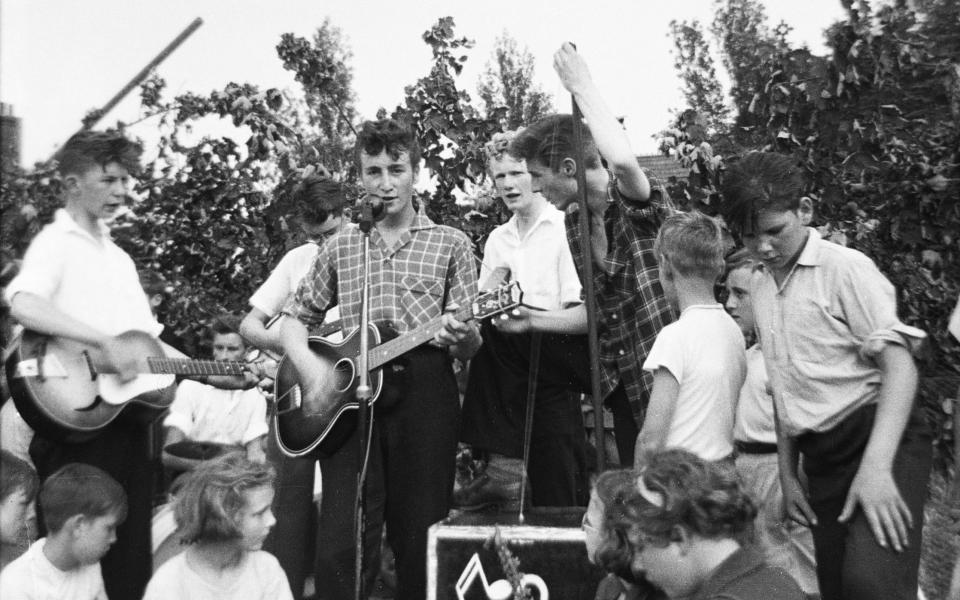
[510,114,601,171]
[174,452,275,545]
[294,175,346,226]
[592,469,642,581]
[1,450,38,504]
[654,211,726,281]
[630,449,756,545]
[719,152,805,235]
[40,463,127,534]
[54,130,144,179]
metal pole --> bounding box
[570,80,607,474]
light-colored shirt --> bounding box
[142,550,293,600]
[752,228,926,435]
[480,204,581,311]
[249,242,340,326]
[4,209,162,337]
[163,380,268,446]
[0,538,107,600]
[733,344,777,445]
[642,304,746,461]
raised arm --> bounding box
[553,42,650,201]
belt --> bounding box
[734,440,778,455]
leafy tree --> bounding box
[389,17,507,252]
[663,0,960,471]
[668,20,729,132]
[477,32,554,130]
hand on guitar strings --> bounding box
[99,335,141,382]
[435,305,482,360]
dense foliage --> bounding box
[663,0,960,465]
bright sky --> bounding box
[1,0,847,166]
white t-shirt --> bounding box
[0,538,107,600]
[163,380,268,446]
[642,304,746,461]
[248,242,340,329]
[142,550,293,600]
[733,344,777,445]
[480,204,581,311]
[4,210,162,338]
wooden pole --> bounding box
[68,17,204,138]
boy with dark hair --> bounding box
[633,211,745,463]
[0,463,126,599]
[718,151,930,600]
[249,174,347,596]
[281,118,480,600]
[502,44,674,467]
[241,174,347,353]
[4,130,164,598]
[0,450,39,571]
[163,313,268,470]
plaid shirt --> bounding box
[285,212,478,334]
[566,174,676,426]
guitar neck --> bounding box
[367,305,474,370]
[145,358,248,377]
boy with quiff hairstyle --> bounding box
[719,151,930,600]
[634,211,745,463]
[281,117,480,600]
[0,463,126,600]
[4,130,166,599]
[503,43,674,467]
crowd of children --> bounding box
[0,40,949,600]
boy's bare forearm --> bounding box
[860,343,918,470]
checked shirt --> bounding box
[565,175,675,426]
[284,211,478,334]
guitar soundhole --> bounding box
[333,359,355,393]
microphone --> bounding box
[358,195,385,233]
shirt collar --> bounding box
[52,208,112,242]
[796,227,822,267]
[507,203,562,237]
[407,209,437,231]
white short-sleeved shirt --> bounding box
[480,204,581,311]
[4,210,162,337]
[642,304,746,461]
[142,550,293,600]
[0,538,107,600]
[733,344,777,445]
[248,242,340,332]
[163,380,268,446]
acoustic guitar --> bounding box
[273,282,523,458]
[3,325,334,443]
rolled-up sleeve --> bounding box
[835,253,926,359]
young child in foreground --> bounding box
[0,463,125,600]
[718,151,930,600]
[0,450,39,572]
[143,452,292,600]
[633,211,746,464]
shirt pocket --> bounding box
[785,295,855,366]
[399,274,445,324]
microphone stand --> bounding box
[353,198,377,600]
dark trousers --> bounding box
[263,426,317,599]
[797,403,932,600]
[461,323,636,499]
[314,346,460,600]
[30,420,155,600]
